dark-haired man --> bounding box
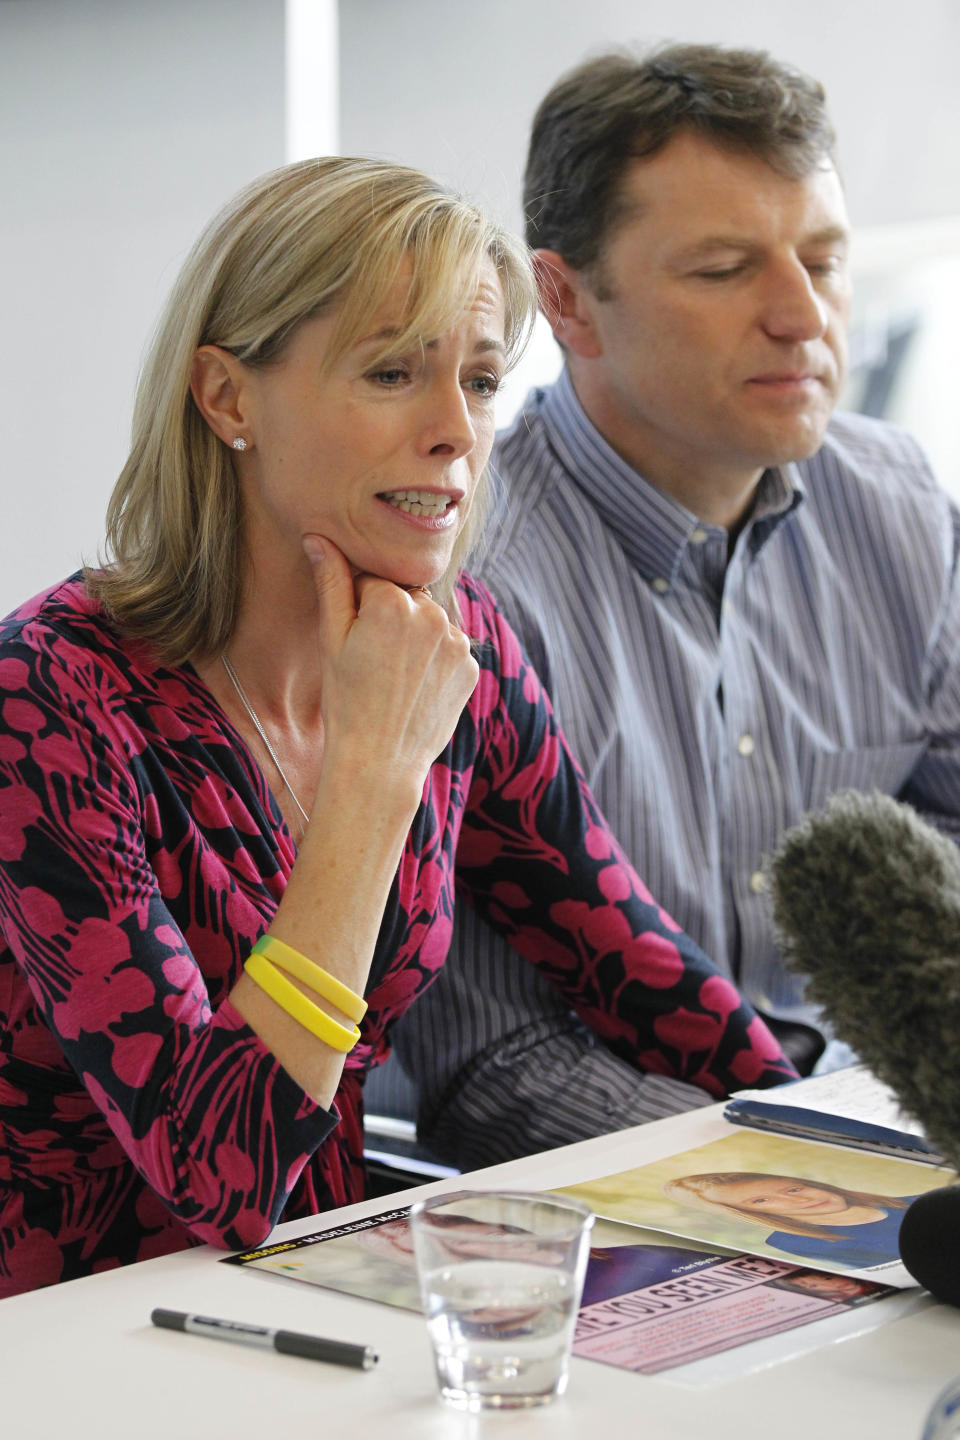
[385,44,960,1169]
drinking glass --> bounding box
[921,1377,960,1438]
[409,1189,594,1411]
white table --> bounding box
[2,1105,957,1439]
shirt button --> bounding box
[652,577,669,594]
[737,734,755,757]
[690,527,708,544]
[749,871,767,894]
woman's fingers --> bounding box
[300,534,478,775]
[331,572,478,774]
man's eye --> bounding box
[806,258,845,278]
[696,266,744,281]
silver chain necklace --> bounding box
[221,654,311,836]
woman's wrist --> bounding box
[314,742,427,830]
[267,752,421,989]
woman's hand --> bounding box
[231,534,476,1106]
[303,533,479,797]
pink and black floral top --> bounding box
[0,574,794,1296]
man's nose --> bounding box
[761,258,829,342]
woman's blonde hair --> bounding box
[663,1170,910,1241]
[87,156,535,664]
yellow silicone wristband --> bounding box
[244,952,360,1053]
[251,934,367,1023]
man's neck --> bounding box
[645,468,762,534]
[566,368,765,533]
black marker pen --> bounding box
[150,1307,378,1370]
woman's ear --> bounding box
[532,250,604,360]
[189,345,251,449]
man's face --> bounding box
[564,130,851,496]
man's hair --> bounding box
[523,43,836,272]
[87,157,534,664]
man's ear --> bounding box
[532,249,604,359]
[189,345,252,449]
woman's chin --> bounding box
[333,532,453,591]
[354,557,447,590]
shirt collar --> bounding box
[538,366,805,586]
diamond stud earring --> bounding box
[232,437,247,451]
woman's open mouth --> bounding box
[380,489,454,517]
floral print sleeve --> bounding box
[0,574,793,1299]
[454,576,797,1098]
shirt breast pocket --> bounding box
[808,739,927,809]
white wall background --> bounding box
[0,0,289,616]
[339,0,960,233]
[2,0,959,616]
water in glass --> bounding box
[422,1258,579,1409]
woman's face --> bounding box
[702,1177,853,1221]
[789,1273,870,1299]
[236,259,506,589]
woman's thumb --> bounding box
[303,534,356,644]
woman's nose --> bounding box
[421,380,477,459]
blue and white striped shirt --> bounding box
[389,366,960,1168]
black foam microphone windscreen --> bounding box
[768,787,960,1176]
[769,788,960,1300]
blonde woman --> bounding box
[0,158,795,1298]
[664,1171,917,1268]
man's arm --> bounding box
[390,901,709,1170]
[389,579,790,1170]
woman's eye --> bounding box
[467,373,502,398]
[370,367,409,387]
